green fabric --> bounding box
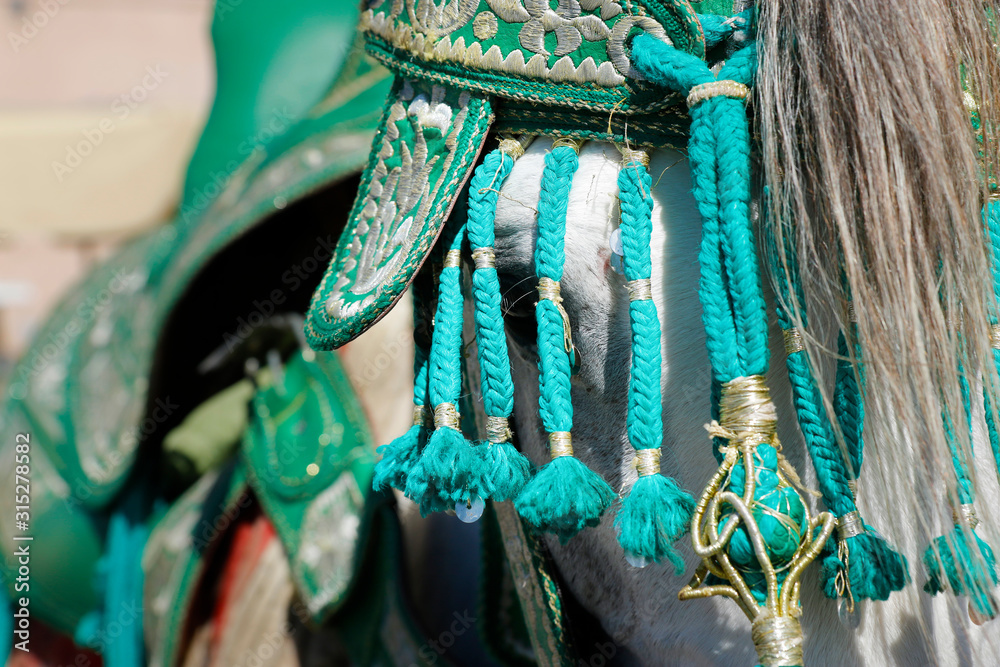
[305,78,494,350]
[163,379,254,477]
[0,404,102,635]
[360,0,704,114]
[0,49,388,511]
[181,0,361,216]
[142,463,248,667]
[0,24,389,637]
[241,350,376,621]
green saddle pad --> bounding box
[241,349,376,622]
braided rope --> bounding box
[614,148,696,569]
[617,150,663,456]
[983,200,1000,480]
[535,143,578,435]
[428,219,466,409]
[468,146,516,425]
[514,139,615,539]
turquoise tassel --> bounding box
[76,491,148,667]
[613,149,694,569]
[467,140,533,502]
[514,139,614,538]
[924,525,998,620]
[482,439,533,502]
[516,454,615,543]
[405,212,485,512]
[373,422,427,492]
[615,474,693,572]
[819,528,909,601]
[406,425,488,515]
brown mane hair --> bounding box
[758,0,1000,614]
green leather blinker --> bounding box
[241,350,376,621]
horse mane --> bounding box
[759,0,1000,601]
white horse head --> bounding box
[327,0,1000,663]
[492,136,1000,665]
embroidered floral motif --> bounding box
[513,0,612,57]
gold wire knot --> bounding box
[953,503,980,529]
[551,136,584,152]
[486,416,512,444]
[686,80,750,109]
[471,247,496,269]
[434,403,460,431]
[412,404,432,429]
[627,279,653,302]
[618,146,651,168]
[498,135,532,160]
[681,375,834,665]
[443,249,463,268]
[548,431,574,459]
[633,448,661,476]
[782,328,805,355]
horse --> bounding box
[303,0,1000,664]
[5,0,1000,665]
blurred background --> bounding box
[0,0,214,366]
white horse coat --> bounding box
[491,139,1000,666]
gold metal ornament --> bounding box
[679,375,835,667]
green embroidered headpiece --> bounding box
[304,0,707,351]
[304,1,998,661]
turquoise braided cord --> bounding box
[945,361,976,506]
[468,145,533,501]
[925,357,998,616]
[404,212,485,514]
[983,200,1000,477]
[617,156,662,452]
[767,229,855,517]
[714,47,767,376]
[697,10,752,49]
[428,219,467,409]
[535,145,577,433]
[468,148,516,420]
[614,152,695,569]
[632,35,762,381]
[514,141,614,540]
[768,218,909,602]
[834,329,865,476]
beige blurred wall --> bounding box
[0,0,215,359]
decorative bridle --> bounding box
[304,2,998,663]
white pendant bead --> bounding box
[456,495,485,523]
[625,552,651,569]
[838,598,862,630]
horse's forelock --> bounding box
[758,0,1000,610]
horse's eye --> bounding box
[497,272,537,349]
